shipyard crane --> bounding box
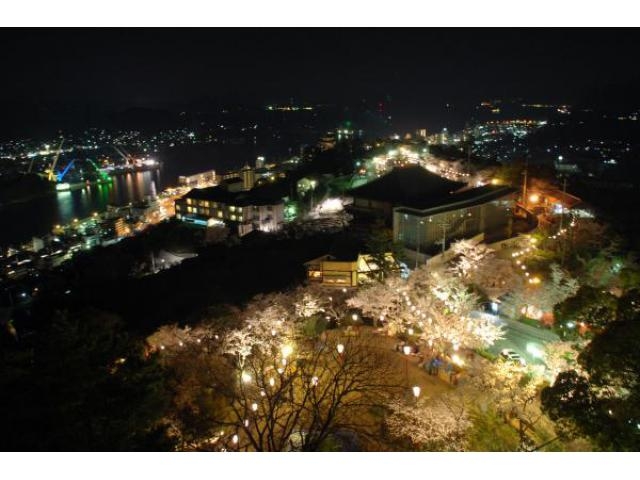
[56,159,76,182]
[47,138,65,182]
[112,144,134,166]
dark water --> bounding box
[0,143,262,246]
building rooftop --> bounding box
[395,184,518,214]
[181,182,286,207]
[347,165,465,207]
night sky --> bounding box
[1,28,639,134]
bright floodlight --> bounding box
[241,372,251,383]
[351,313,358,321]
[337,344,345,354]
[403,345,412,355]
[232,434,238,444]
[251,403,258,412]
[319,197,343,213]
[412,386,421,398]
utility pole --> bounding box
[559,175,567,266]
[439,222,450,257]
[558,175,567,232]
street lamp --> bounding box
[415,219,425,269]
[412,385,421,402]
[336,344,345,355]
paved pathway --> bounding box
[476,311,560,365]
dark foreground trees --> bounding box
[0,308,172,450]
[159,322,402,451]
[541,319,640,451]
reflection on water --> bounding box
[0,141,277,246]
[1,170,162,246]
[55,170,162,223]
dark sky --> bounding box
[1,28,639,129]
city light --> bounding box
[336,344,345,354]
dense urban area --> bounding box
[2,92,640,452]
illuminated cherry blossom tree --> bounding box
[470,360,543,449]
[385,394,471,451]
[448,239,494,280]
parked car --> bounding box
[500,349,527,366]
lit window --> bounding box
[230,206,236,212]
[186,198,192,205]
[217,211,223,218]
[231,214,237,221]
[175,204,181,211]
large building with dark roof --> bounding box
[346,166,516,252]
[175,182,286,236]
[347,165,466,224]
[394,184,517,252]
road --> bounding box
[473,311,560,366]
